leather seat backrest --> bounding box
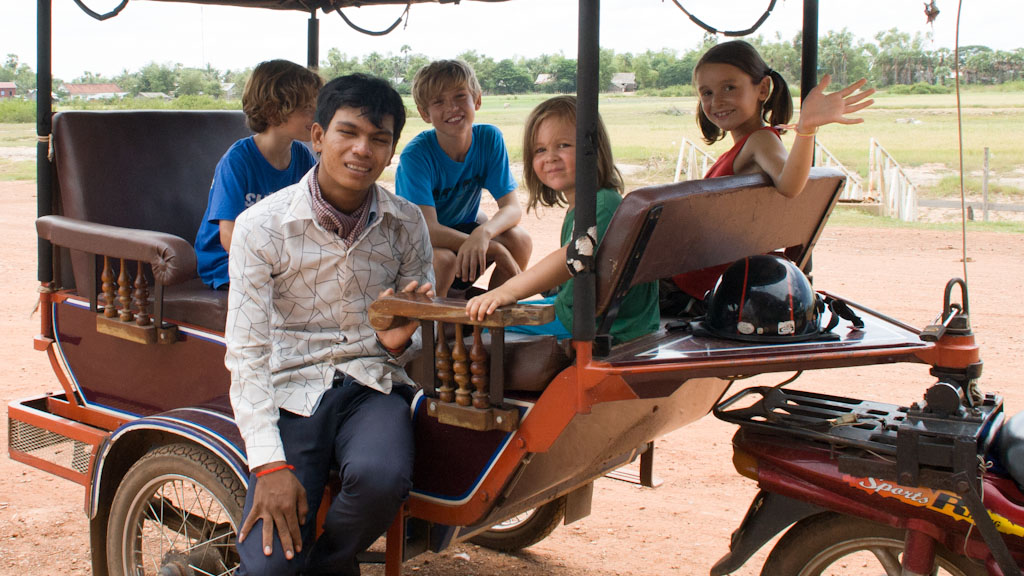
[51,110,251,291]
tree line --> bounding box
[4,28,1023,100]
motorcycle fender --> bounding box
[710,490,826,576]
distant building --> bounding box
[138,92,172,100]
[0,82,17,99]
[220,82,238,99]
[609,72,637,93]
[65,83,127,100]
[25,89,60,102]
[535,73,554,86]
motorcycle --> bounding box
[712,279,1024,576]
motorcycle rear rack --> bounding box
[715,385,1020,575]
[713,386,1004,479]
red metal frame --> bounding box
[7,394,108,486]
[737,430,1024,570]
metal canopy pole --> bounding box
[801,0,819,275]
[308,9,319,69]
[573,0,599,344]
[800,0,819,102]
[37,0,53,283]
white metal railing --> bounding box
[673,137,716,182]
[867,138,917,222]
[814,140,866,202]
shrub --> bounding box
[0,100,36,123]
[172,95,239,110]
[636,85,695,97]
[887,82,952,95]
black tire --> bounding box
[761,513,987,576]
[106,443,245,576]
[469,497,566,552]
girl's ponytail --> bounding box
[763,69,794,130]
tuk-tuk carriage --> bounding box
[7,1,969,575]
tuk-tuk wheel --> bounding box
[469,496,566,552]
[105,443,245,576]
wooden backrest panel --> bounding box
[595,168,845,315]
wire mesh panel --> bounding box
[9,417,91,474]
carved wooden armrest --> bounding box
[37,215,195,345]
[368,293,555,331]
[370,293,556,433]
[37,215,197,286]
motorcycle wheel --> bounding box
[106,443,245,576]
[468,497,566,552]
[762,513,986,576]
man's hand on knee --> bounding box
[239,462,308,560]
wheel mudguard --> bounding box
[88,407,248,519]
[710,490,826,576]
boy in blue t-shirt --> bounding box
[395,60,532,297]
[194,59,323,289]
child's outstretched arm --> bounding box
[466,245,571,321]
[751,74,875,198]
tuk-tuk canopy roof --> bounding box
[142,0,509,12]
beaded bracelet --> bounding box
[773,123,818,137]
[255,463,294,477]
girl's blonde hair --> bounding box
[694,40,793,145]
[522,95,623,212]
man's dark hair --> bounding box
[316,73,406,144]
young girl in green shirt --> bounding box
[466,96,659,345]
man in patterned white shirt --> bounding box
[226,73,434,576]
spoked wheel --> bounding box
[762,513,986,576]
[469,497,566,552]
[106,444,245,576]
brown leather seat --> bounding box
[162,279,229,332]
[49,110,251,332]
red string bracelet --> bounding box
[255,463,294,478]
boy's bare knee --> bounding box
[499,226,533,259]
[432,248,458,294]
[433,248,456,271]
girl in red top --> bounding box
[673,40,875,300]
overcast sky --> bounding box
[5,0,1023,80]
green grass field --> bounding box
[465,92,1024,188]
[3,93,1023,231]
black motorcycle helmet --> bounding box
[704,254,823,343]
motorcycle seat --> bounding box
[997,410,1024,488]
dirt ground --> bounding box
[1,179,1023,575]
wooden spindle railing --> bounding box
[94,256,167,344]
[470,326,489,409]
[436,322,454,403]
[369,294,555,432]
[452,323,471,407]
[133,261,151,327]
[117,258,132,322]
[101,256,117,319]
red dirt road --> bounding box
[1,179,1023,575]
